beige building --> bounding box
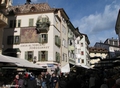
[89,47,108,68]
[0,0,12,53]
[2,2,73,73]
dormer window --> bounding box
[15,8,20,13]
[30,6,36,12]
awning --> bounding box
[61,64,70,73]
[0,54,14,63]
[0,54,45,69]
[81,65,91,69]
[4,48,21,53]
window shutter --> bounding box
[55,35,57,44]
[25,51,28,60]
[38,51,41,61]
[39,34,42,43]
[46,34,48,43]
[45,51,48,61]
[58,37,61,47]
[58,53,60,62]
[56,52,58,62]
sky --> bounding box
[13,0,120,46]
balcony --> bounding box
[68,45,75,51]
[36,22,50,33]
[0,13,8,27]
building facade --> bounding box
[0,0,12,53]
[94,38,120,58]
[2,2,72,72]
[75,33,90,68]
[89,47,108,68]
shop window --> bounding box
[38,51,48,61]
[25,51,33,62]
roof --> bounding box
[4,3,56,15]
[89,47,108,53]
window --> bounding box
[7,36,20,45]
[14,20,16,28]
[17,20,21,27]
[29,19,34,26]
[81,59,84,63]
[81,51,84,55]
[9,20,21,28]
[39,34,48,43]
[78,59,80,63]
[38,51,48,61]
[14,36,20,44]
[81,43,83,47]
[55,35,61,47]
[77,40,79,44]
[25,51,33,62]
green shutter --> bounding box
[58,53,60,63]
[25,51,28,60]
[46,34,48,43]
[45,51,48,61]
[39,34,42,43]
[58,37,61,47]
[55,35,57,45]
[38,51,41,61]
[56,52,57,61]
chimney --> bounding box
[26,0,31,4]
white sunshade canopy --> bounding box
[0,54,44,69]
[61,64,70,73]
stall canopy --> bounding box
[0,54,45,69]
[61,64,70,73]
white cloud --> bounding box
[73,1,120,46]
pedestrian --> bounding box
[11,74,19,88]
[36,74,42,88]
[45,72,51,88]
[23,73,37,88]
[112,78,120,88]
[50,73,58,88]
[18,74,24,88]
[89,74,96,88]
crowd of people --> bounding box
[0,67,120,88]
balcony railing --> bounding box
[0,13,8,27]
